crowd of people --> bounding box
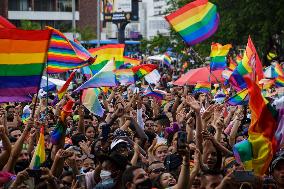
[0,65,284,189]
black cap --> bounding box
[164,153,183,172]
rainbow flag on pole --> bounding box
[226,89,249,106]
[46,27,94,74]
[163,53,173,68]
[0,28,50,102]
[210,43,232,71]
[193,81,211,94]
[57,71,76,100]
[165,0,219,46]
[89,44,125,74]
[132,64,158,80]
[30,126,46,169]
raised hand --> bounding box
[186,95,201,113]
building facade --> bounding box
[0,0,97,34]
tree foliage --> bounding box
[20,20,41,30]
[143,0,284,64]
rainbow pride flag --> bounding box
[275,76,284,87]
[57,71,75,100]
[226,89,248,106]
[82,88,104,117]
[210,43,232,71]
[132,64,158,80]
[75,59,117,91]
[89,44,125,74]
[273,62,284,78]
[30,126,46,169]
[143,90,164,101]
[236,54,242,65]
[0,28,50,102]
[228,56,237,71]
[0,16,16,28]
[233,77,277,175]
[124,56,141,66]
[165,0,219,46]
[115,69,135,85]
[236,36,264,82]
[163,53,173,68]
[46,27,94,74]
[193,81,211,94]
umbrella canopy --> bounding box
[173,66,225,86]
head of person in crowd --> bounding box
[153,172,177,189]
[271,150,284,188]
[153,143,168,162]
[122,166,152,189]
[147,161,166,181]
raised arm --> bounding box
[0,125,11,169]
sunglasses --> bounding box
[150,167,166,174]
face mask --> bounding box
[80,167,91,174]
[135,178,152,189]
[100,170,112,182]
[247,113,251,119]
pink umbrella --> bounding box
[174,66,225,86]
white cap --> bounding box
[110,139,128,150]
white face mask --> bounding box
[100,170,112,182]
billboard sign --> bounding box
[103,0,138,22]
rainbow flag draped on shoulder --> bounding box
[210,43,232,71]
[165,0,219,45]
[88,44,125,74]
[46,27,94,74]
[233,77,278,175]
[0,28,50,102]
[30,126,46,169]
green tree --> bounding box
[20,20,41,30]
[77,26,96,48]
[164,0,284,63]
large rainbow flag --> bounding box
[210,43,232,71]
[233,77,278,175]
[30,126,46,169]
[0,28,50,102]
[88,44,125,74]
[46,27,94,74]
[165,0,219,46]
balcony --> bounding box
[8,11,79,21]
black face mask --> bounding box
[135,178,152,189]
[15,161,30,174]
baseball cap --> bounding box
[110,139,128,151]
[271,150,284,171]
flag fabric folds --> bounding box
[132,64,158,79]
[233,77,278,175]
[193,81,211,94]
[165,0,219,46]
[236,36,264,81]
[46,27,94,74]
[273,62,284,78]
[75,59,117,91]
[30,126,46,169]
[275,76,284,87]
[0,28,50,102]
[88,44,125,74]
[228,56,238,71]
[210,43,232,71]
[82,88,105,117]
[115,69,135,85]
[57,71,76,100]
[123,56,141,66]
[0,16,16,28]
[226,89,249,106]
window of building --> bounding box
[8,0,29,11]
[34,0,54,11]
[58,0,78,12]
